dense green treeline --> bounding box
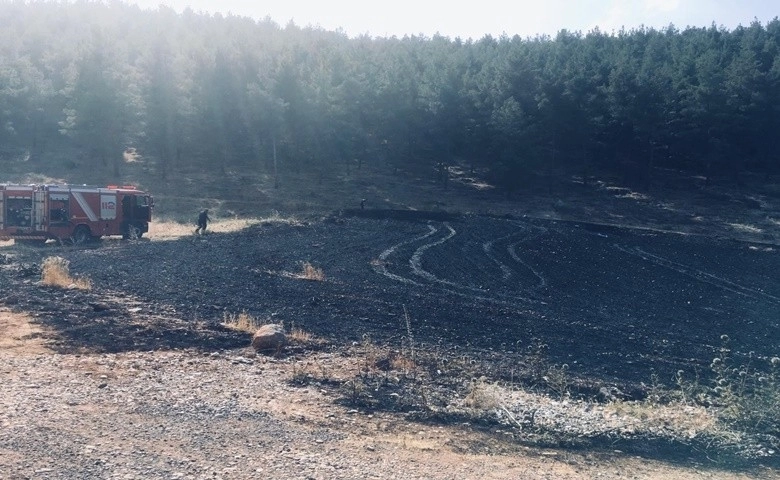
[1,1,779,190]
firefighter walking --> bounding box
[195,208,210,234]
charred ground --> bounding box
[4,211,778,388]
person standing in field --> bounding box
[195,208,210,234]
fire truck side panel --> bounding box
[44,187,74,240]
[33,189,46,232]
[67,190,106,238]
[100,194,117,220]
[1,186,35,239]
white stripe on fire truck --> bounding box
[71,192,98,222]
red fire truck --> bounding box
[0,184,153,244]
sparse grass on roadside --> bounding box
[454,379,726,449]
[605,399,716,434]
[40,256,92,290]
[510,339,574,399]
[672,336,780,434]
[706,335,780,439]
[622,334,780,459]
[289,334,771,461]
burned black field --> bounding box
[5,211,778,396]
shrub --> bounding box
[542,363,571,400]
[40,256,91,290]
[464,378,502,410]
[671,334,780,446]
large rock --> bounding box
[251,324,287,353]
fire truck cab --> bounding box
[0,184,153,244]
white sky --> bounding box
[126,0,778,40]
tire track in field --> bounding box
[483,228,527,281]
[483,221,549,290]
[409,223,457,282]
[372,224,437,286]
[378,220,544,306]
[614,244,780,304]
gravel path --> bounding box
[2,345,772,480]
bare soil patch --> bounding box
[0,308,52,355]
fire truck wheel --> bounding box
[72,226,92,245]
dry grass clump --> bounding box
[149,218,261,240]
[606,400,716,435]
[299,262,325,281]
[148,212,302,241]
[390,354,417,372]
[147,220,201,239]
[274,261,326,281]
[285,323,328,348]
[259,210,303,226]
[221,311,262,333]
[288,326,313,343]
[40,256,92,290]
[222,313,323,346]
